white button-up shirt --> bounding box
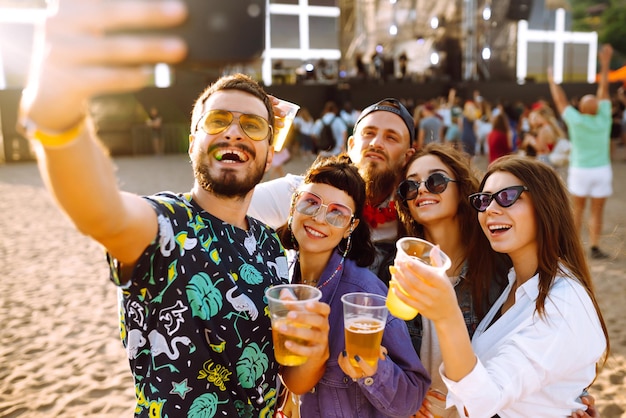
[442,267,606,417]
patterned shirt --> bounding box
[109,192,288,417]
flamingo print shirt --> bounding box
[108,192,289,418]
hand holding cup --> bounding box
[266,284,329,366]
[341,293,388,375]
[338,345,388,381]
[387,238,455,322]
[420,388,451,418]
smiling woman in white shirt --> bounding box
[391,155,609,417]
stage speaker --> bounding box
[444,38,462,82]
[506,0,533,21]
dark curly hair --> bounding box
[276,154,376,267]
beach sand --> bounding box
[1,152,625,417]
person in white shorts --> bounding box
[568,166,613,199]
[548,44,613,259]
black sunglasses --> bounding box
[397,172,457,202]
[469,185,529,212]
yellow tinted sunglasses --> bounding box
[196,109,272,141]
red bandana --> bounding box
[363,201,397,228]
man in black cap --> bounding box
[250,98,415,281]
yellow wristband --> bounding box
[33,121,84,148]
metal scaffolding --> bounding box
[340,0,519,82]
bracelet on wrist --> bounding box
[32,120,84,148]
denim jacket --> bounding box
[296,251,430,417]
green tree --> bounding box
[571,0,626,58]
[600,1,626,56]
[571,0,607,32]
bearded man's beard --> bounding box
[359,160,399,204]
[192,151,267,199]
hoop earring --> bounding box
[339,223,354,257]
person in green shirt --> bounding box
[548,44,614,260]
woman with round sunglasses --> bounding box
[274,154,430,418]
[395,143,509,417]
[392,155,609,417]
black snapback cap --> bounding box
[354,98,415,144]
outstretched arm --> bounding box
[391,259,476,382]
[548,67,569,115]
[597,44,613,100]
[20,0,187,266]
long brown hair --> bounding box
[491,112,510,135]
[481,156,609,369]
[395,143,508,318]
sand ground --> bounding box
[1,151,625,417]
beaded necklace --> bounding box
[296,254,345,289]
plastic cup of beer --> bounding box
[341,292,388,370]
[273,98,300,152]
[265,284,322,366]
[386,237,452,320]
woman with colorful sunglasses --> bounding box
[274,154,430,417]
[392,154,609,417]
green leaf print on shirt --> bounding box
[237,342,270,389]
[187,273,224,320]
[188,392,228,418]
[239,263,263,286]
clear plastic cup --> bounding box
[386,237,451,320]
[273,98,300,152]
[265,284,321,366]
[341,292,388,371]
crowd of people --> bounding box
[287,61,620,260]
[20,1,617,417]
